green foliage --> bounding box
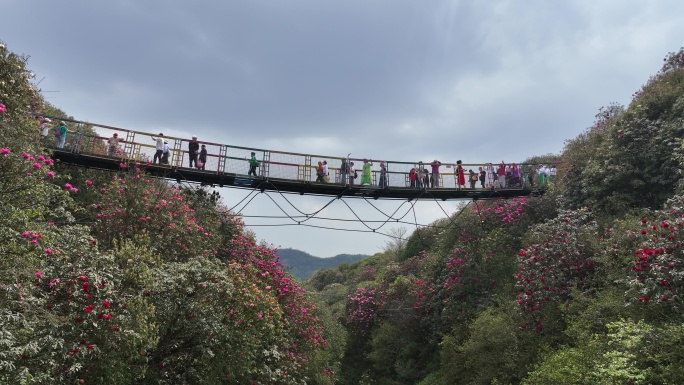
[524,320,660,385]
[0,41,42,149]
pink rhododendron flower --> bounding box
[32,162,42,169]
[0,103,6,113]
[64,183,73,190]
[21,152,31,159]
[44,248,53,254]
[46,171,55,178]
[85,180,93,186]
[0,148,9,155]
[35,270,43,278]
[22,231,30,238]
[45,159,53,165]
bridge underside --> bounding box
[53,151,536,201]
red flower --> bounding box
[84,305,95,313]
[102,301,111,308]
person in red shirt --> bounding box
[456,160,466,189]
[409,167,417,188]
[497,161,507,188]
[431,160,442,188]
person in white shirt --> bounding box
[161,140,170,164]
[151,133,164,164]
[39,117,52,146]
[486,163,496,188]
[40,117,52,137]
[322,160,329,182]
[349,162,356,185]
[549,165,557,183]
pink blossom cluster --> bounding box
[625,198,684,303]
[514,210,597,332]
[21,230,43,245]
[228,237,326,350]
[473,197,528,225]
[346,286,382,333]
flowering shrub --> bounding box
[473,197,528,226]
[659,47,684,75]
[88,168,226,261]
[0,219,154,384]
[437,247,498,322]
[227,236,327,354]
[346,286,382,333]
[623,196,684,305]
[0,41,44,145]
[515,208,598,331]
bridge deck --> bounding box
[42,115,541,201]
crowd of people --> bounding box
[333,158,389,188]
[37,117,554,190]
[147,133,209,169]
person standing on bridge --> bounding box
[322,160,329,183]
[39,117,52,146]
[361,159,373,185]
[479,166,486,188]
[107,133,122,156]
[379,162,388,188]
[188,135,200,168]
[510,163,521,187]
[431,160,442,188]
[248,152,259,176]
[55,121,69,149]
[497,161,507,188]
[338,158,348,184]
[151,133,164,164]
[455,160,466,189]
[315,161,325,183]
[198,144,207,170]
[161,140,170,164]
[349,162,356,185]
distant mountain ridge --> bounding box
[276,248,369,280]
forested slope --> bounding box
[276,248,369,280]
[308,48,684,385]
[0,42,342,385]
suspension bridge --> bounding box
[41,115,542,201]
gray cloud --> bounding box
[3,0,684,256]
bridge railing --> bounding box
[41,115,542,190]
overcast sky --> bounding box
[3,0,684,258]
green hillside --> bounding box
[0,42,341,384]
[277,248,369,280]
[3,39,684,384]
[308,48,684,385]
